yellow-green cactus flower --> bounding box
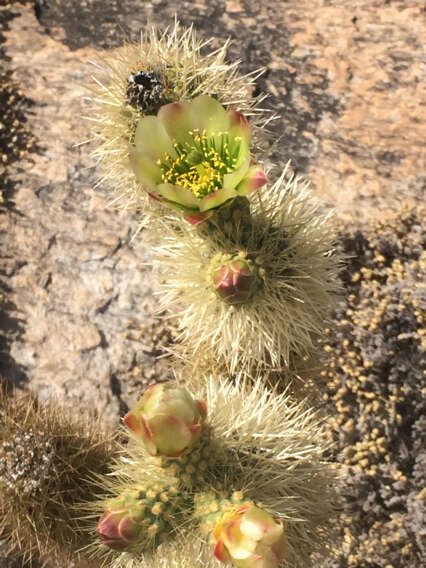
[123,383,207,457]
[130,95,267,224]
[212,504,286,568]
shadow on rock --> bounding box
[0,281,27,389]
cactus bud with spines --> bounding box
[151,165,341,374]
[123,382,207,457]
[97,483,182,552]
[97,508,141,551]
[210,251,264,305]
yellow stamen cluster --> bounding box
[158,129,241,198]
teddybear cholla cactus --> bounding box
[89,376,337,568]
[150,164,341,374]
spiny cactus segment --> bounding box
[90,376,336,568]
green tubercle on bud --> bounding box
[210,251,264,305]
[194,491,250,531]
[124,383,207,457]
[161,437,220,488]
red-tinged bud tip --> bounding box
[97,511,140,551]
[251,169,268,190]
[184,210,211,225]
[212,255,263,305]
[230,110,250,130]
[197,400,208,417]
[123,412,140,435]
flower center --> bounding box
[158,129,242,198]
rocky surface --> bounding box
[0,1,424,566]
[0,3,175,425]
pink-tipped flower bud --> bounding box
[212,253,263,305]
[124,383,207,457]
[97,507,141,551]
[213,504,286,568]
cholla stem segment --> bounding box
[82,20,341,568]
[150,164,341,373]
[86,375,337,568]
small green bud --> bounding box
[97,506,142,551]
[211,253,263,305]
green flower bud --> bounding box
[124,383,207,457]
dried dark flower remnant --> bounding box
[125,70,166,115]
[0,389,115,566]
[322,203,426,568]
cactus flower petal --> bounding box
[189,94,231,135]
[130,95,266,222]
[229,110,251,141]
[157,101,197,144]
[134,115,177,162]
[129,150,162,190]
[223,157,251,192]
[149,414,192,457]
[214,538,232,563]
[199,185,239,212]
[212,505,286,568]
[236,166,268,195]
[157,183,201,209]
[184,210,212,225]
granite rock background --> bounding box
[0,0,425,566]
